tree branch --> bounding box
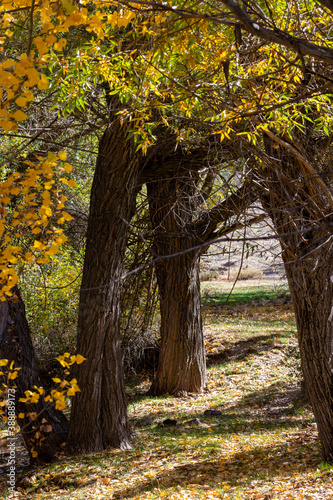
[263,128,333,207]
[220,0,333,63]
[192,177,258,240]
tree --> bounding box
[5,0,333,463]
[256,129,333,462]
[146,151,208,395]
[215,0,333,463]
[66,97,144,452]
[142,142,259,395]
[0,0,164,456]
[0,288,69,463]
[195,0,333,462]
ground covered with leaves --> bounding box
[2,280,333,499]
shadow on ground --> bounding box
[206,332,289,366]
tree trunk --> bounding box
[147,172,206,395]
[260,133,333,462]
[0,288,68,463]
[67,117,141,453]
[285,251,333,462]
[144,150,253,396]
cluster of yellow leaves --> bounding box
[17,375,81,411]
[0,354,85,458]
[55,352,86,368]
[0,360,20,421]
[0,0,144,295]
[0,54,48,131]
[0,0,139,128]
[0,151,76,298]
[43,353,86,410]
[45,377,81,410]
[0,353,86,457]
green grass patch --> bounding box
[201,280,290,306]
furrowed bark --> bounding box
[147,170,206,395]
[260,133,333,462]
[67,113,141,453]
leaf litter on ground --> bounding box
[1,280,333,499]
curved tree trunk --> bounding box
[260,133,333,462]
[67,115,141,453]
[147,172,206,395]
[0,288,68,463]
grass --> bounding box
[2,281,333,499]
[201,279,290,306]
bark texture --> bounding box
[145,147,257,396]
[260,133,333,462]
[67,115,141,453]
[147,169,206,395]
[0,288,68,463]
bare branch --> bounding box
[219,0,333,63]
[27,0,35,54]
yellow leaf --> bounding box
[61,0,77,14]
[52,377,62,384]
[61,211,73,221]
[0,359,8,366]
[58,152,67,161]
[37,74,49,90]
[15,96,28,107]
[33,36,48,56]
[0,109,9,119]
[45,34,57,45]
[0,69,19,87]
[54,39,67,51]
[55,400,66,410]
[47,245,59,256]
[25,252,35,262]
[18,413,25,419]
[0,120,15,131]
[47,152,57,162]
[12,110,28,121]
[8,370,18,380]
[23,89,34,102]
[2,59,16,69]
[55,234,68,245]
[75,354,86,364]
[39,205,52,217]
[64,163,73,173]
[32,450,38,458]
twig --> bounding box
[27,0,35,55]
